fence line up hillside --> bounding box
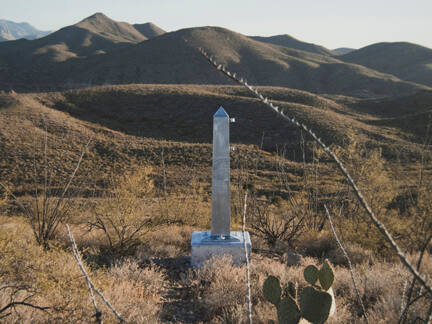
[197,47,432,296]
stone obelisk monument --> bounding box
[191,106,251,267]
[211,107,231,237]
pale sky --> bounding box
[1,0,431,50]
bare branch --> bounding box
[0,301,50,317]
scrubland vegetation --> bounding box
[0,83,430,323]
[1,122,431,323]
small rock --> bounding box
[283,251,302,266]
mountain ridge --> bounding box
[0,14,430,97]
[133,22,166,38]
[249,34,337,56]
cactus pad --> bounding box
[277,297,301,324]
[304,265,319,285]
[300,286,332,323]
[287,281,297,299]
[263,275,281,305]
[318,260,334,291]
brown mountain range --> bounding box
[0,13,430,98]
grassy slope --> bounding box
[1,83,430,192]
[1,83,429,198]
[34,84,430,154]
[0,88,300,195]
[345,90,432,141]
[340,42,432,87]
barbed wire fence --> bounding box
[66,224,125,323]
[197,47,432,298]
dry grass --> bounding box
[0,219,164,323]
[175,252,432,323]
[1,208,431,323]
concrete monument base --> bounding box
[191,231,251,267]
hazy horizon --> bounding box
[1,0,432,50]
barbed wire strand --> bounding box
[324,205,369,323]
[197,47,432,296]
[66,224,125,323]
[242,193,252,324]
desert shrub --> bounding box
[105,259,164,323]
[185,256,248,321]
[0,129,90,249]
[89,165,156,256]
[387,152,432,252]
[0,185,8,215]
[109,259,165,294]
[296,231,375,266]
[0,221,99,322]
[249,194,306,249]
[137,225,194,258]
[327,242,375,267]
[155,177,210,227]
[0,219,164,323]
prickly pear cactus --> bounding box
[277,297,300,324]
[304,265,319,285]
[262,260,336,324]
[263,275,282,306]
[286,281,297,299]
[318,260,334,291]
[300,286,332,323]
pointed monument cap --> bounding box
[214,106,229,118]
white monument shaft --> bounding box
[211,107,231,236]
[191,106,251,267]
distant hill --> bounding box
[0,20,430,97]
[249,34,336,56]
[74,12,147,44]
[58,26,430,97]
[30,12,148,60]
[0,13,161,65]
[340,42,432,87]
[333,47,355,55]
[0,19,50,41]
[133,22,165,38]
